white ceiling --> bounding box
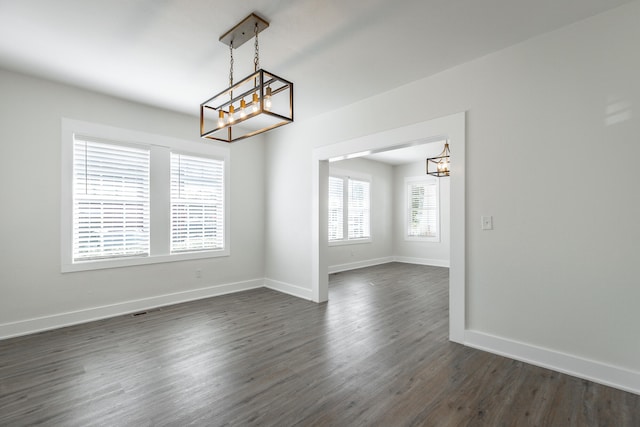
[0,0,632,121]
[362,141,446,166]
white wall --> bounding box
[264,0,640,385]
[0,69,265,336]
[327,157,393,271]
[393,157,450,267]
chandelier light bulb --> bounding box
[228,104,235,123]
[252,92,259,112]
[440,159,450,172]
[264,86,272,109]
[218,110,225,127]
[240,99,247,118]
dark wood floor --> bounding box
[1,263,638,426]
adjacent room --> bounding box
[1,0,639,425]
[326,141,451,275]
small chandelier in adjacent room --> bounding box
[200,13,294,143]
[426,141,451,177]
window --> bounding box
[72,139,150,261]
[328,176,344,241]
[406,177,439,241]
[328,173,370,243]
[62,119,230,272]
[348,179,370,239]
[170,153,224,253]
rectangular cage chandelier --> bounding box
[200,13,294,143]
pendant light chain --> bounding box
[229,40,234,87]
[254,23,260,72]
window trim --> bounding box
[61,118,230,272]
[404,175,440,243]
[328,168,372,245]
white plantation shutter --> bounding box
[328,174,371,242]
[72,139,150,261]
[171,153,225,253]
[347,179,370,239]
[328,176,344,241]
[407,180,438,239]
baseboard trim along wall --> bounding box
[465,330,640,396]
[328,257,395,274]
[0,279,264,340]
[263,278,313,300]
[393,256,450,268]
[328,256,449,274]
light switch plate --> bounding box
[481,216,493,230]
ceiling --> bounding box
[362,141,446,166]
[0,0,632,121]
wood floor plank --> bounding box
[0,262,638,426]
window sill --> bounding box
[328,238,372,247]
[61,249,230,273]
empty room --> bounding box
[0,0,639,425]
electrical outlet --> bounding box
[481,216,493,230]
[196,269,202,278]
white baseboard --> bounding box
[393,256,450,268]
[328,256,395,274]
[263,278,313,300]
[328,256,450,273]
[465,330,640,396]
[0,279,264,340]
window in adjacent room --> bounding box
[328,176,344,241]
[406,176,440,242]
[328,173,371,244]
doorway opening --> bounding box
[311,112,466,343]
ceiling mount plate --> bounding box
[219,13,269,49]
